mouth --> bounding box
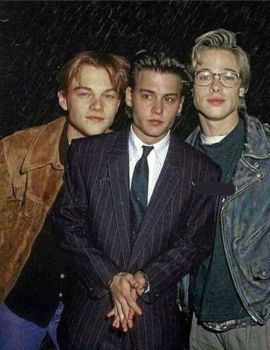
[148,119,163,126]
[86,116,104,123]
[207,98,225,106]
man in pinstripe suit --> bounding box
[53,51,220,349]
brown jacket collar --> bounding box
[21,117,67,173]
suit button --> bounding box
[132,230,137,238]
[60,273,65,279]
[59,292,63,298]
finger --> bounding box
[128,308,135,320]
[114,293,132,322]
[136,286,144,296]
[111,307,121,329]
[128,289,137,324]
[127,308,135,328]
[115,298,133,331]
[107,308,116,318]
[114,299,124,317]
[125,296,142,316]
[113,309,127,331]
[121,299,132,322]
[123,273,137,288]
[114,299,130,329]
[112,314,120,329]
[120,315,128,332]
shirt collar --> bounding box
[129,125,170,163]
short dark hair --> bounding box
[129,50,192,96]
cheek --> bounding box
[193,93,202,109]
[133,102,147,114]
[226,91,240,106]
[193,88,203,105]
[104,102,119,117]
[68,100,85,113]
[166,105,179,118]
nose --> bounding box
[209,75,222,93]
[89,96,102,110]
[152,98,163,115]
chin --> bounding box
[86,127,107,136]
[200,111,227,122]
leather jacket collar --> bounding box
[21,117,66,173]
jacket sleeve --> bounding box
[0,140,13,246]
[0,139,13,211]
[52,141,119,299]
[142,161,221,303]
[0,139,23,301]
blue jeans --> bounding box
[0,302,63,350]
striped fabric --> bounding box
[52,128,220,349]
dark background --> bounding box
[0,1,269,139]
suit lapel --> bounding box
[108,129,131,267]
[128,134,184,268]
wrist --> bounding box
[137,271,150,294]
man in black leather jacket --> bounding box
[185,28,270,350]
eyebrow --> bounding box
[139,88,178,96]
[73,86,116,92]
[196,68,239,74]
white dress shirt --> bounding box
[128,125,170,204]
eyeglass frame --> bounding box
[194,69,241,88]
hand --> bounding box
[107,272,142,331]
[107,288,138,332]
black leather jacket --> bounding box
[181,114,270,325]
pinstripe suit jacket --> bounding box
[52,127,220,349]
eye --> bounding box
[77,91,91,99]
[164,96,176,103]
[103,93,117,100]
[197,72,211,81]
[141,93,152,100]
[222,73,237,81]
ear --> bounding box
[58,91,68,111]
[177,96,185,114]
[239,87,245,98]
[125,87,132,108]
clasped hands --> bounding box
[107,271,146,332]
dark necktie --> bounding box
[130,145,154,237]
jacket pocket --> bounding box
[242,222,268,249]
[251,258,270,280]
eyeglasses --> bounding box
[194,70,240,88]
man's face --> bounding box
[58,65,120,141]
[126,69,184,145]
[193,49,245,127]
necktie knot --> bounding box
[142,145,154,159]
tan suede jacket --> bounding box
[0,117,66,302]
